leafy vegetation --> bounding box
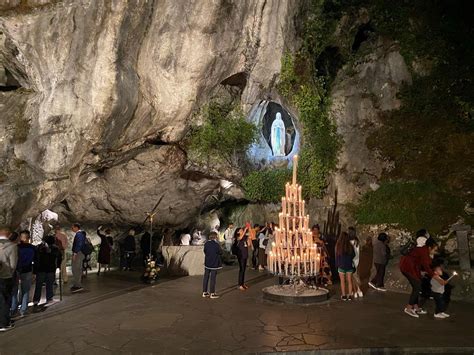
[189,101,258,166]
[354,181,470,234]
[242,169,291,203]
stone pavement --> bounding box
[1,267,474,354]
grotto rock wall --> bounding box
[0,0,297,227]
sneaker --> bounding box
[258,266,265,271]
[341,295,347,301]
[377,287,387,292]
[357,290,364,297]
[404,308,419,318]
[441,312,450,318]
[70,286,84,293]
[202,292,210,298]
[210,293,220,299]
[0,323,15,332]
[434,313,447,319]
[368,282,377,290]
[353,292,358,299]
[347,295,353,301]
[415,308,428,315]
[238,286,246,291]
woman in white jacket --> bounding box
[349,227,363,298]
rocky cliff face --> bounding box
[0,0,297,227]
[330,39,411,205]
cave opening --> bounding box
[314,46,345,87]
[0,68,22,92]
[351,22,375,53]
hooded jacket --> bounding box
[0,237,18,279]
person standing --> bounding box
[235,226,249,291]
[123,228,136,271]
[251,224,260,269]
[202,232,222,299]
[312,225,332,286]
[257,225,269,271]
[335,232,355,301]
[400,237,437,318]
[97,226,113,275]
[348,227,363,298]
[223,223,235,252]
[11,231,35,319]
[71,223,86,293]
[369,233,390,291]
[357,236,373,294]
[33,235,62,306]
[0,227,18,332]
[54,225,68,284]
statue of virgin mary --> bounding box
[270,112,286,157]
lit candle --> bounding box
[282,198,286,215]
[291,256,295,275]
[302,200,305,217]
[297,255,301,276]
[303,252,307,275]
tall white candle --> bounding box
[292,155,298,185]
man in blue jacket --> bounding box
[202,231,222,299]
[71,223,86,293]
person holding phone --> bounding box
[236,224,250,290]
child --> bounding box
[202,231,222,299]
[431,265,451,319]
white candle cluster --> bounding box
[267,155,321,277]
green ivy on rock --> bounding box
[353,181,472,234]
[188,101,258,166]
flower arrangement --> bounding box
[142,257,160,283]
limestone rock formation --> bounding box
[0,0,297,227]
[330,39,412,204]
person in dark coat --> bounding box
[97,226,113,275]
[236,224,250,291]
[123,229,136,271]
[140,232,152,266]
[33,235,62,305]
[202,232,222,299]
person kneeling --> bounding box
[202,232,222,299]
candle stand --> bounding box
[262,155,329,304]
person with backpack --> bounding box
[369,233,390,291]
[202,231,223,299]
[400,237,438,318]
[10,231,35,319]
[70,223,87,293]
[0,227,18,332]
[33,235,62,306]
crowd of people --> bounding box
[0,219,457,332]
[201,222,455,321]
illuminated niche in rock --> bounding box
[248,100,300,168]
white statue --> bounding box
[270,112,286,156]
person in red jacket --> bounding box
[400,237,438,318]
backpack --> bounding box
[399,239,415,256]
[82,237,94,256]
